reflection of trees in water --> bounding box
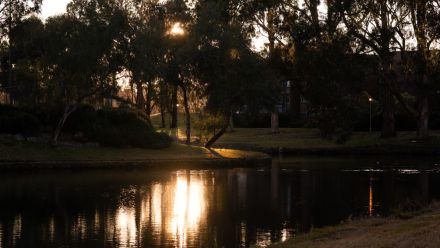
[0,167,437,248]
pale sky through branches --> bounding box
[39,0,268,50]
[40,0,70,20]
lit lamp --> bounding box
[369,97,373,133]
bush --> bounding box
[194,113,226,143]
[63,104,97,134]
[63,106,172,149]
[0,104,40,136]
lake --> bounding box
[0,156,440,248]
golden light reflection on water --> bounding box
[369,177,374,216]
[49,217,55,242]
[110,171,208,248]
[71,215,87,240]
[168,172,206,247]
[151,183,163,231]
[12,214,21,246]
[255,230,272,247]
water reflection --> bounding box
[0,159,439,248]
[369,177,374,216]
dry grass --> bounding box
[269,203,440,248]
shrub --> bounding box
[193,113,226,143]
[63,104,97,135]
[0,104,40,136]
[63,106,172,149]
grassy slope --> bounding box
[150,113,440,151]
[217,128,440,150]
[268,203,440,248]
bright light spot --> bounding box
[116,208,137,247]
[151,184,163,229]
[168,172,206,247]
[281,228,289,242]
[169,22,185,36]
[40,0,69,20]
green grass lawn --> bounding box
[217,128,440,150]
[150,113,440,152]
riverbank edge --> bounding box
[213,143,440,156]
[267,202,440,248]
[0,156,272,170]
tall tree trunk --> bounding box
[136,82,144,111]
[308,0,320,27]
[160,104,166,128]
[227,114,234,132]
[145,82,152,116]
[271,110,280,134]
[290,83,302,121]
[180,83,191,144]
[267,9,280,134]
[411,1,430,139]
[381,85,396,138]
[417,94,429,138]
[8,2,13,105]
[51,104,78,147]
[170,83,178,128]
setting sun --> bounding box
[169,22,185,36]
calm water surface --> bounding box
[1,157,440,248]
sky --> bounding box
[40,0,70,20]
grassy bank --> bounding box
[0,136,268,164]
[216,128,440,155]
[151,113,440,155]
[268,203,440,248]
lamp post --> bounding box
[369,97,373,133]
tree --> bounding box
[125,3,166,115]
[7,16,45,106]
[0,0,41,104]
[404,0,440,138]
[341,0,410,137]
[193,0,277,148]
[240,0,287,133]
[43,9,127,145]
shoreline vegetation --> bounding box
[267,202,440,248]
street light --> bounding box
[369,97,373,133]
